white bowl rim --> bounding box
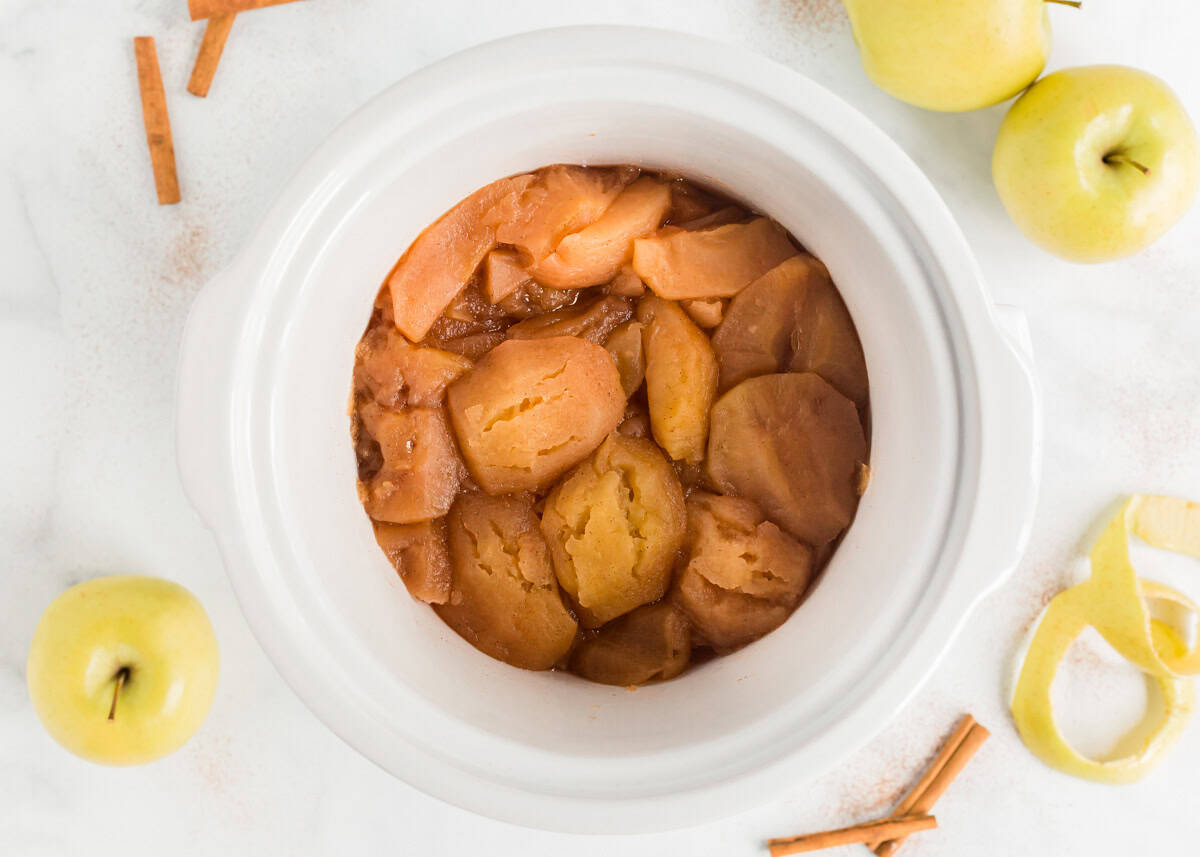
[176,25,1041,833]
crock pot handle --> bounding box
[963,304,1042,600]
[175,262,249,532]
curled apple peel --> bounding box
[1012,495,1200,782]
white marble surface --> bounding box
[2,1,1199,854]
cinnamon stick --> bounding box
[768,815,936,857]
[872,717,990,856]
[187,13,236,97]
[188,0,301,20]
[133,37,181,205]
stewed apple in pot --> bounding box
[351,165,869,687]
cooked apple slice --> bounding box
[484,248,533,304]
[541,434,686,627]
[672,492,814,651]
[638,296,718,463]
[507,295,632,345]
[712,254,868,406]
[492,165,634,262]
[435,493,577,670]
[707,373,867,545]
[607,264,646,297]
[373,519,452,604]
[665,179,726,224]
[446,337,625,494]
[531,177,672,289]
[356,326,472,408]
[389,173,534,342]
[569,603,691,686]
[682,298,725,329]
[357,402,465,524]
[632,217,797,300]
[604,320,645,396]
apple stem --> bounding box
[107,667,129,722]
[1044,0,1083,7]
[1104,152,1151,175]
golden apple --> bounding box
[843,0,1079,112]
[27,575,220,765]
[993,65,1200,262]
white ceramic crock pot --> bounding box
[176,26,1040,834]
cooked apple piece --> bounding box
[666,179,725,223]
[356,326,472,408]
[435,493,577,670]
[569,603,691,686]
[638,296,719,463]
[357,402,465,524]
[678,206,746,231]
[507,295,632,345]
[712,254,868,406]
[492,165,633,262]
[530,177,672,289]
[373,519,451,604]
[608,264,646,297]
[390,173,534,341]
[446,337,625,494]
[484,248,533,304]
[604,320,645,396]
[672,492,814,651]
[541,434,686,627]
[682,298,725,329]
[707,373,867,545]
[632,218,798,300]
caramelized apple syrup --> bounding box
[351,165,869,686]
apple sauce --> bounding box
[351,164,870,686]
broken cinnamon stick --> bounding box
[187,13,236,97]
[133,36,181,205]
[768,815,936,857]
[188,0,301,20]
[872,716,990,856]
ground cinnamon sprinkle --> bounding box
[758,0,848,36]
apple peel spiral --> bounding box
[1012,495,1200,782]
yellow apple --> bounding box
[993,65,1200,263]
[27,575,220,765]
[842,0,1080,112]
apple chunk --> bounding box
[541,434,686,627]
[435,493,577,670]
[531,177,672,288]
[493,164,633,262]
[445,337,625,494]
[711,254,868,406]
[569,603,692,686]
[638,296,719,463]
[707,373,867,545]
[356,325,473,408]
[632,217,797,300]
[357,402,465,524]
[672,492,814,651]
[604,320,645,396]
[389,173,534,342]
[373,519,452,604]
